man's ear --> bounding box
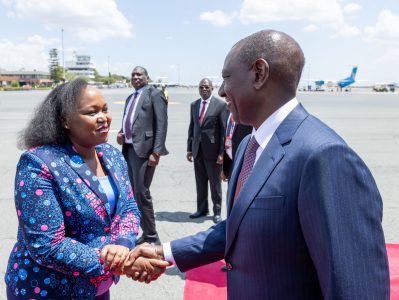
[252,58,269,90]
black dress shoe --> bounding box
[189,211,209,218]
[213,215,222,223]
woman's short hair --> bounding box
[18,78,88,149]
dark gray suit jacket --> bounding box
[172,104,389,299]
[122,86,168,158]
[187,96,226,160]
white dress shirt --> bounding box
[163,98,299,264]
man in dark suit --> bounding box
[126,30,389,299]
[117,66,168,245]
[221,111,252,181]
[187,78,226,224]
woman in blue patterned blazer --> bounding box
[4,79,140,299]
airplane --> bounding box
[313,66,358,91]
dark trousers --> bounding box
[123,144,158,241]
[193,146,222,215]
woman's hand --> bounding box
[100,244,130,272]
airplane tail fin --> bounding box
[349,66,358,80]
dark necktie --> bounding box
[199,100,207,125]
[233,136,260,203]
[124,92,139,138]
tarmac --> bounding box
[0,87,398,299]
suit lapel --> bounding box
[194,99,201,127]
[132,87,149,126]
[226,135,248,215]
[201,97,214,126]
[225,104,309,256]
[225,135,285,254]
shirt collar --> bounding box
[134,86,146,95]
[253,98,299,150]
[201,96,212,103]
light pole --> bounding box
[107,56,110,76]
[61,29,65,81]
[107,55,110,86]
[177,64,180,86]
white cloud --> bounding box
[239,0,344,23]
[165,36,173,41]
[364,10,399,46]
[0,35,53,71]
[343,3,362,14]
[199,10,237,27]
[3,0,132,42]
[375,47,399,65]
[302,24,319,32]
[194,0,358,38]
[331,23,361,38]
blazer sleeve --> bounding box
[15,152,107,278]
[187,102,194,152]
[110,152,140,249]
[151,89,168,155]
[298,143,390,299]
[171,221,226,272]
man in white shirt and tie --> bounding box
[119,30,389,300]
[117,66,168,246]
[186,78,227,224]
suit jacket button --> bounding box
[226,262,233,270]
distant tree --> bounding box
[65,71,76,82]
[49,49,64,82]
[11,80,20,88]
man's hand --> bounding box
[186,152,193,162]
[216,154,223,165]
[221,170,229,182]
[100,244,129,272]
[116,133,125,145]
[122,243,170,283]
[148,153,160,167]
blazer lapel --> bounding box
[97,148,122,213]
[225,103,309,256]
[63,144,111,216]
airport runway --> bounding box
[0,88,398,299]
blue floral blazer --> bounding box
[5,143,140,299]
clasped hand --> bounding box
[100,243,170,284]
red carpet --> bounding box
[387,244,399,299]
[184,244,399,300]
[184,259,227,300]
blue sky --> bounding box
[0,0,398,86]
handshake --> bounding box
[100,243,170,283]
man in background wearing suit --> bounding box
[117,66,168,245]
[125,30,389,299]
[187,78,226,224]
[221,111,252,181]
